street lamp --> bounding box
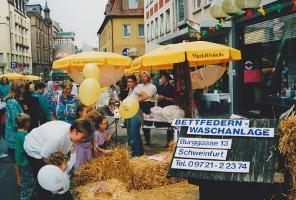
[221,0,242,16]
[210,0,230,20]
[235,0,261,11]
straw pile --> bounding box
[75,180,197,200]
[131,181,198,200]
[73,148,132,187]
[75,179,130,200]
[129,152,179,190]
[278,113,296,199]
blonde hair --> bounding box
[16,113,30,129]
[61,80,73,89]
[140,71,151,80]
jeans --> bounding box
[128,116,144,157]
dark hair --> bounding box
[16,113,30,129]
[126,74,137,82]
[48,151,68,166]
[93,115,107,130]
[76,103,87,119]
[34,82,46,90]
[160,72,171,80]
[0,77,9,85]
[70,119,93,137]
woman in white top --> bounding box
[138,71,157,145]
[24,119,93,200]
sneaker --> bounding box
[0,153,8,159]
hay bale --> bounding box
[73,148,132,187]
[129,152,180,190]
[75,179,130,200]
[73,146,181,191]
[75,180,197,200]
[278,113,296,199]
[130,181,198,200]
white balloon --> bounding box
[37,165,68,192]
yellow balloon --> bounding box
[119,96,139,119]
[82,63,100,80]
[78,78,101,106]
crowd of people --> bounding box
[0,70,179,200]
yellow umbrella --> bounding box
[52,51,131,70]
[24,75,42,81]
[125,68,140,74]
[0,73,25,80]
[131,41,241,71]
[52,51,132,87]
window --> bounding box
[138,24,144,37]
[155,18,159,38]
[123,24,131,38]
[0,53,3,63]
[129,0,138,9]
[176,0,185,23]
[146,24,150,41]
[151,21,154,39]
[160,13,164,35]
[165,9,171,33]
[195,0,202,11]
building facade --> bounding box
[26,4,51,78]
[0,0,32,74]
[98,0,145,57]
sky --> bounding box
[28,0,109,48]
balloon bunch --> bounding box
[78,63,101,106]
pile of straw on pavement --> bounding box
[73,143,188,199]
[75,180,197,200]
[74,179,130,200]
[129,152,179,190]
[73,148,132,187]
[278,113,296,199]
[73,148,180,190]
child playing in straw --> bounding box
[74,104,99,168]
[93,115,113,156]
[47,151,73,200]
[15,113,35,200]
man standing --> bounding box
[33,82,52,124]
[157,72,175,146]
[24,119,93,199]
[126,75,149,157]
[137,72,157,145]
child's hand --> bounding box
[104,135,112,142]
[102,149,113,154]
[70,146,76,153]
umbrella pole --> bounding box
[173,61,194,118]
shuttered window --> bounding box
[244,13,296,45]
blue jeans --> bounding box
[128,116,144,157]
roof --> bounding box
[97,0,144,34]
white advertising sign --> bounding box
[171,159,250,173]
[177,137,232,149]
[175,147,227,160]
[187,127,274,138]
[172,118,250,129]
